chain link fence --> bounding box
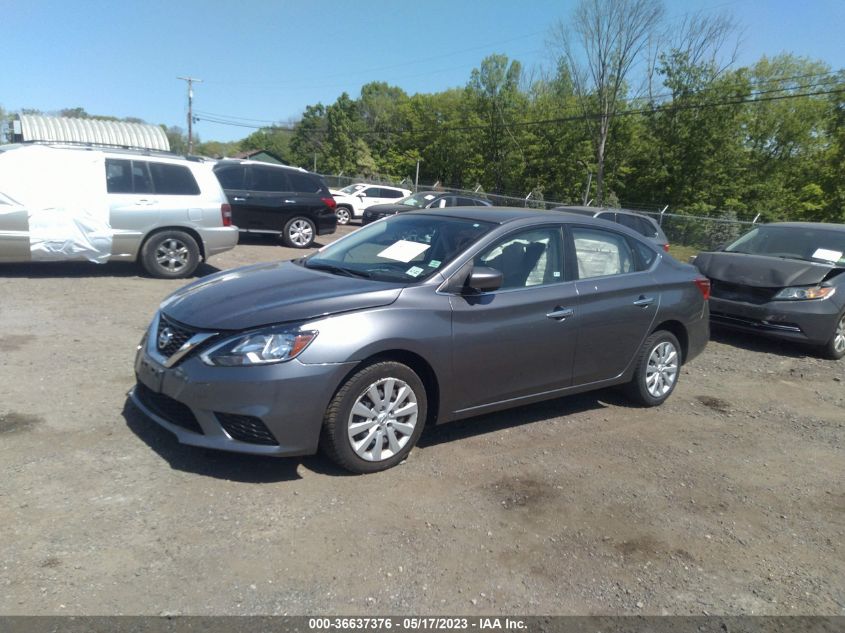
[320,174,760,252]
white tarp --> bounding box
[0,145,112,263]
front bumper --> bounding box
[131,347,356,456]
[708,295,840,345]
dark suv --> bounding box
[553,206,670,252]
[213,160,337,248]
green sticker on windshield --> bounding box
[406,266,424,277]
[429,260,441,268]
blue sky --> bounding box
[2,0,844,142]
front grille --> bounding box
[710,279,778,305]
[156,314,196,358]
[216,412,279,446]
[135,382,204,435]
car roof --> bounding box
[763,222,845,233]
[214,158,309,173]
[407,206,602,225]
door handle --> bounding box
[546,307,574,320]
[633,296,655,307]
[134,199,156,206]
[284,199,296,204]
[232,196,247,202]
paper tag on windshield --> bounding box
[812,248,842,262]
[406,266,424,277]
[377,240,430,263]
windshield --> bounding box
[338,184,367,195]
[725,225,845,265]
[302,214,495,282]
[397,193,439,208]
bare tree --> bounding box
[551,0,665,204]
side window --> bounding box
[131,161,153,194]
[105,159,132,193]
[572,228,636,278]
[383,189,404,199]
[149,163,200,195]
[637,217,659,238]
[474,227,563,290]
[288,172,322,193]
[633,240,657,269]
[214,165,246,190]
[250,166,290,192]
[456,197,479,206]
[596,212,616,223]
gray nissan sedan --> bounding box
[132,208,710,473]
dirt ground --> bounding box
[1,225,843,616]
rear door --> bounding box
[449,226,578,411]
[568,225,660,385]
[241,165,294,231]
[107,159,160,256]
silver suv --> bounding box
[0,144,238,278]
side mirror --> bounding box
[465,267,503,293]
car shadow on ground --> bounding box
[235,233,333,249]
[710,325,817,359]
[121,399,350,482]
[0,260,222,279]
[418,388,625,448]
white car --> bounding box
[330,183,411,224]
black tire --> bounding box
[281,216,317,248]
[625,330,682,407]
[335,206,352,225]
[320,361,427,474]
[819,311,845,360]
[139,230,201,279]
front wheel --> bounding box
[335,206,352,225]
[281,217,316,248]
[820,311,845,360]
[139,230,201,278]
[625,330,682,406]
[320,361,427,474]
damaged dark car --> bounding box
[694,222,845,359]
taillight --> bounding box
[321,196,337,209]
[663,243,670,252]
[221,203,232,227]
[694,277,711,300]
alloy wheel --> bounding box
[155,238,190,272]
[834,315,845,355]
[288,220,314,247]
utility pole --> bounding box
[178,76,202,154]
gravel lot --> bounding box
[1,225,843,616]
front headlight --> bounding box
[773,286,835,301]
[201,327,317,366]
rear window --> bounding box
[214,165,246,189]
[288,172,323,194]
[250,166,290,192]
[617,213,657,238]
[149,162,200,195]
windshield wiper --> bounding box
[305,262,373,279]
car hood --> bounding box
[160,261,404,331]
[695,251,839,287]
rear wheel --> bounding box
[321,361,427,474]
[335,206,352,225]
[281,217,316,248]
[625,330,682,406]
[820,311,845,360]
[139,230,200,278]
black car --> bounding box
[694,222,845,359]
[553,206,670,252]
[213,160,337,248]
[362,191,492,225]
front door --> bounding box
[449,226,578,412]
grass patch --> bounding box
[667,244,699,263]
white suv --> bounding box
[330,183,411,224]
[0,144,238,278]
